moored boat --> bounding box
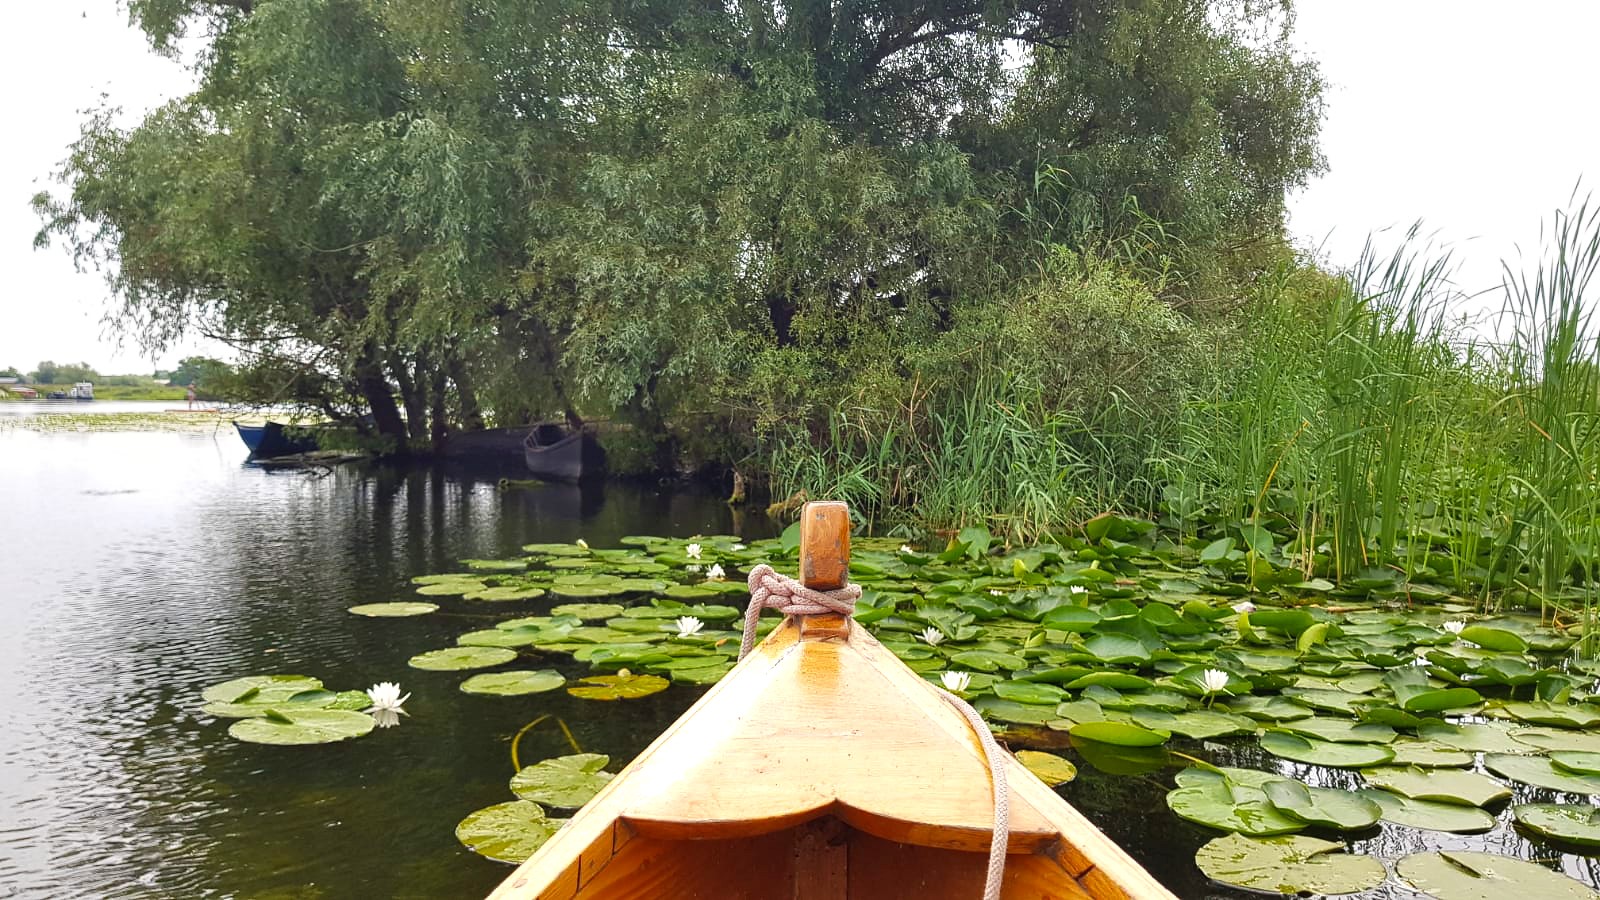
[522,423,604,482]
[487,502,1175,900]
[233,421,319,459]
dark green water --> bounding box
[5,429,1599,899]
[0,430,745,899]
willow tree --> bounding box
[38,0,1322,457]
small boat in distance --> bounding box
[487,502,1175,900]
[523,423,605,482]
[233,422,319,459]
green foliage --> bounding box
[30,361,99,384]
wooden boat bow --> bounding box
[488,502,1175,900]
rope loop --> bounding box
[738,563,861,659]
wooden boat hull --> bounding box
[488,614,1175,900]
[234,421,319,459]
[523,426,604,482]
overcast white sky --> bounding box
[1,1,1596,373]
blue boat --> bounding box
[233,421,319,459]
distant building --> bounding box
[3,386,38,399]
[0,377,17,385]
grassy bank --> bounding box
[766,202,1600,628]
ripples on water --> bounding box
[0,430,742,898]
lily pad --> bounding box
[464,585,547,602]
[1512,728,1600,754]
[1552,752,1600,776]
[455,800,567,864]
[1484,753,1600,794]
[1502,701,1600,729]
[1195,833,1386,896]
[1131,709,1256,740]
[1458,625,1530,652]
[567,672,670,700]
[1262,779,1382,831]
[1356,788,1496,833]
[1260,731,1394,768]
[1166,778,1306,836]
[1419,723,1526,754]
[510,753,615,808]
[227,708,376,745]
[460,670,566,696]
[407,647,518,671]
[1395,850,1598,900]
[1069,720,1169,747]
[1514,803,1600,847]
[202,674,323,704]
[348,601,439,617]
[1015,750,1077,786]
[1386,740,1474,768]
[550,603,626,620]
[1361,767,1512,807]
[416,580,488,596]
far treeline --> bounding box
[34,1,1600,614]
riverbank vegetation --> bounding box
[33,2,1600,621]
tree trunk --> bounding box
[393,354,428,445]
[356,353,408,457]
[429,364,449,450]
[449,358,485,431]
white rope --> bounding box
[739,564,1008,899]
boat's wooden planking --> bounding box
[487,503,1176,900]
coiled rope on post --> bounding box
[739,563,1009,900]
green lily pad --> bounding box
[227,708,376,745]
[408,647,518,671]
[1512,728,1600,753]
[1514,803,1600,847]
[464,585,547,601]
[1262,779,1382,831]
[1015,750,1077,786]
[1395,850,1598,900]
[1355,788,1496,833]
[567,672,670,700]
[1082,633,1151,665]
[1166,778,1306,836]
[416,580,488,596]
[509,753,615,808]
[1419,723,1527,754]
[1386,666,1482,712]
[1484,753,1600,794]
[348,601,439,617]
[992,681,1067,705]
[202,674,323,704]
[1458,625,1530,652]
[1386,740,1474,768]
[1552,752,1600,776]
[1362,767,1512,807]
[1130,709,1256,740]
[1069,720,1169,747]
[1195,833,1386,896]
[1260,731,1395,768]
[550,603,626,620]
[455,800,567,864]
[1502,701,1600,729]
[460,670,566,696]
[1280,717,1396,745]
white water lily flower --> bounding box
[365,682,410,714]
[1069,585,1088,596]
[988,589,1005,597]
[1198,669,1231,695]
[1443,620,1465,635]
[899,544,913,554]
[941,671,972,693]
[372,708,402,729]
[575,538,588,550]
[1232,601,1256,614]
[685,542,703,560]
[920,627,945,646]
[705,564,727,582]
[685,564,701,574]
[675,616,705,638]
[731,544,746,551]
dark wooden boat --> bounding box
[233,421,319,459]
[523,424,604,482]
[487,502,1175,900]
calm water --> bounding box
[3,427,1599,899]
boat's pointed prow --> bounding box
[487,502,1175,900]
